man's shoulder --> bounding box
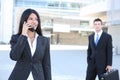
[103,32,112,37]
[89,32,94,37]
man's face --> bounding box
[94,21,102,32]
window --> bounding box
[47,2,59,9]
[15,0,47,8]
[60,2,80,10]
[80,21,89,28]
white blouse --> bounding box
[27,34,38,80]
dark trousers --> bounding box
[86,60,105,80]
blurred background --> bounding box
[0,0,120,80]
[0,0,120,49]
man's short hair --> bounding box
[93,18,102,24]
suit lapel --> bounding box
[25,41,32,58]
[24,36,43,59]
[97,32,103,45]
[91,32,105,48]
[96,32,105,47]
[91,33,96,47]
[32,36,42,58]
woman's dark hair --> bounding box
[93,18,102,25]
[17,8,42,36]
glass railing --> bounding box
[15,0,107,10]
[87,0,106,5]
[15,1,81,10]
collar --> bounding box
[95,30,103,36]
[27,33,38,56]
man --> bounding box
[86,18,113,80]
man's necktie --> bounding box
[95,34,99,45]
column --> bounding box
[1,0,13,44]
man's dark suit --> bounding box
[86,31,113,80]
[8,35,51,80]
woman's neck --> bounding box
[27,31,35,39]
[27,31,36,47]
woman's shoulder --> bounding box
[10,34,20,43]
[11,34,20,39]
[38,35,49,39]
[12,34,19,37]
[38,36,50,43]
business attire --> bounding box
[86,30,113,80]
[8,34,51,80]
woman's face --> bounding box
[27,13,38,30]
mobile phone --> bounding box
[29,26,35,32]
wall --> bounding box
[108,26,120,54]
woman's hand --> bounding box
[22,22,31,36]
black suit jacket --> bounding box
[8,34,51,80]
[87,32,113,71]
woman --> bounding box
[8,9,51,80]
